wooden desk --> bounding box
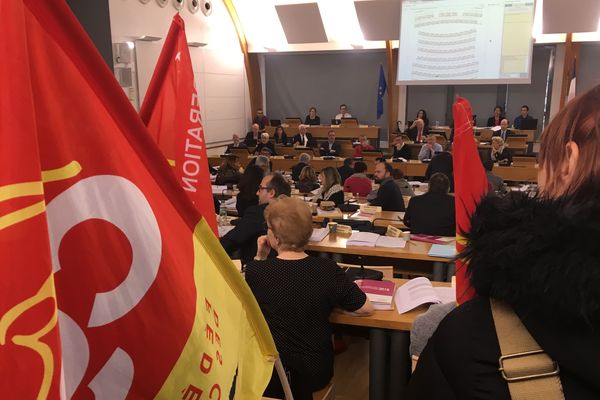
[330,278,452,400]
[307,232,451,263]
[312,211,407,229]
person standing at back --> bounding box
[403,172,455,236]
[369,161,405,211]
[253,108,269,130]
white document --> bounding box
[212,185,228,194]
[218,225,235,238]
[309,228,329,242]
[395,277,456,314]
[428,244,457,258]
[346,232,380,247]
[375,236,407,248]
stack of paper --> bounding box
[375,236,407,248]
[428,244,457,258]
[355,279,396,310]
[349,210,376,222]
[309,228,329,242]
[317,208,343,218]
[346,232,379,247]
[395,277,456,314]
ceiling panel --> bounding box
[275,3,329,44]
[354,0,401,41]
[543,0,600,33]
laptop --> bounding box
[270,119,281,126]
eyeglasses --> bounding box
[258,185,271,192]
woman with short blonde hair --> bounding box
[245,196,373,399]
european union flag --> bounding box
[377,64,387,119]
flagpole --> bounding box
[559,33,580,109]
[385,40,396,143]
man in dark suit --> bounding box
[225,133,247,153]
[220,173,291,265]
[369,162,405,211]
[492,119,514,142]
[292,125,316,148]
[392,134,412,160]
[319,130,342,156]
[403,173,455,236]
[244,123,261,147]
[337,158,354,184]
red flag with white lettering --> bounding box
[452,97,489,304]
[0,0,275,398]
[140,14,217,235]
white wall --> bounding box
[108,0,250,147]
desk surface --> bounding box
[307,232,452,263]
[329,278,452,330]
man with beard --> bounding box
[369,161,405,211]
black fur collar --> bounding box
[463,192,600,326]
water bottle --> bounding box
[218,203,228,226]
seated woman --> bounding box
[304,106,321,125]
[296,165,320,193]
[214,154,241,185]
[314,166,344,206]
[273,125,288,145]
[353,135,375,157]
[491,136,512,165]
[245,196,373,399]
[404,172,455,236]
[254,132,276,156]
[235,165,264,217]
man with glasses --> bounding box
[220,173,291,265]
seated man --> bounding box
[492,119,514,142]
[225,133,247,153]
[319,130,341,156]
[418,135,443,161]
[343,161,372,197]
[337,158,354,184]
[244,123,261,147]
[513,105,534,129]
[292,124,316,148]
[254,132,276,155]
[403,173,455,236]
[353,135,375,157]
[407,118,429,143]
[220,173,291,265]
[335,103,352,120]
[392,134,411,160]
[369,161,405,211]
[291,152,311,181]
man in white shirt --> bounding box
[418,135,443,161]
[335,104,352,120]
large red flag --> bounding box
[139,15,217,235]
[0,0,275,398]
[452,97,489,304]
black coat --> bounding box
[225,142,247,153]
[292,133,316,148]
[392,143,412,160]
[244,131,260,147]
[337,165,354,184]
[255,141,276,155]
[403,192,455,236]
[408,193,600,399]
[319,141,342,157]
[425,152,454,192]
[370,178,405,211]
[220,203,267,265]
[491,147,512,165]
[291,162,308,182]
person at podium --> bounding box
[334,103,352,121]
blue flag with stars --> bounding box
[377,64,387,119]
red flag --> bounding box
[140,15,217,235]
[0,0,275,398]
[452,97,489,304]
